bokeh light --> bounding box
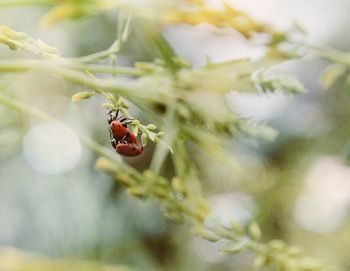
[294,156,350,233]
[22,124,82,174]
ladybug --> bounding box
[116,141,144,157]
[108,110,138,144]
[108,110,144,157]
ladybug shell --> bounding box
[110,121,138,144]
[116,142,144,157]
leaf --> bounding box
[102,103,114,110]
[146,130,158,141]
[179,58,283,93]
[146,124,157,130]
[254,72,305,94]
[235,119,278,142]
[0,25,60,58]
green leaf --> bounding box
[179,58,284,94]
[146,130,158,141]
[102,103,114,110]
[254,72,305,94]
[146,124,157,130]
[235,119,278,142]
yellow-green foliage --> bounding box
[0,1,347,270]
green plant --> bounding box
[0,1,347,270]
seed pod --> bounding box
[71,91,94,102]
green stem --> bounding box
[0,59,143,76]
[68,63,144,77]
[71,43,120,63]
[0,59,140,97]
[149,102,177,175]
[0,0,51,7]
[72,14,132,63]
[297,42,350,65]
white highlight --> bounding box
[23,124,82,174]
[294,156,350,233]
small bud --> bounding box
[126,186,144,198]
[143,170,155,179]
[174,58,191,68]
[102,103,114,110]
[171,177,186,194]
[253,255,268,268]
[157,177,169,188]
[196,200,210,221]
[200,229,221,242]
[115,172,133,186]
[286,246,302,257]
[147,131,157,141]
[134,62,156,72]
[217,239,249,253]
[248,221,261,241]
[132,125,139,137]
[141,132,148,146]
[116,97,123,105]
[94,157,116,172]
[268,240,285,252]
[122,100,129,109]
[229,221,244,236]
[72,91,94,102]
[154,187,168,199]
[146,124,157,130]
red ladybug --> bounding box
[108,110,137,144]
[109,120,138,144]
[108,110,143,157]
[116,142,144,157]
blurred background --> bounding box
[1,0,350,270]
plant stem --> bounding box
[0,59,143,76]
[72,44,120,63]
[149,102,177,175]
[0,0,51,7]
[0,59,140,97]
[68,63,144,77]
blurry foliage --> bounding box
[0,0,349,271]
[0,248,132,271]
